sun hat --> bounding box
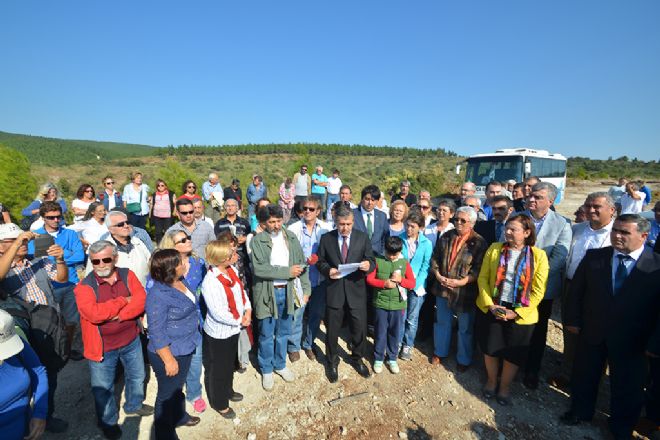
[0,223,22,241]
[0,309,24,361]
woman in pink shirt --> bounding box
[151,179,176,243]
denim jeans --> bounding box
[288,302,306,353]
[185,341,203,402]
[89,335,145,427]
[326,194,339,220]
[148,351,192,440]
[257,287,292,374]
[374,308,405,361]
[302,283,327,351]
[401,293,426,348]
[433,296,475,366]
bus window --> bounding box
[465,157,523,185]
[528,157,566,178]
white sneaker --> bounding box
[275,368,295,382]
[373,361,384,374]
[262,373,274,391]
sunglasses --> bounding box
[302,207,317,212]
[105,181,114,185]
[179,210,194,215]
[175,237,190,245]
[157,184,165,187]
[187,186,196,189]
[419,206,430,210]
[455,218,469,224]
[84,189,94,193]
[111,221,129,228]
[91,257,113,265]
[44,215,61,220]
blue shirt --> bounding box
[202,181,223,202]
[649,220,660,248]
[299,221,323,286]
[311,173,328,195]
[28,226,85,286]
[146,280,201,356]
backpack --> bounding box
[20,214,38,231]
[1,295,69,371]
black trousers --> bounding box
[326,303,366,367]
[202,332,238,411]
[45,367,59,419]
[525,298,553,377]
[570,337,647,438]
[152,216,173,244]
[646,357,660,424]
[148,351,192,440]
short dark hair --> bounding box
[507,214,537,246]
[406,209,425,228]
[257,204,283,223]
[293,199,305,215]
[175,198,193,210]
[437,198,457,213]
[302,196,320,209]
[339,184,352,193]
[231,178,240,185]
[385,236,404,255]
[256,197,271,208]
[490,195,513,209]
[39,201,63,217]
[334,204,354,219]
[617,213,651,234]
[513,182,524,190]
[486,180,503,190]
[361,185,381,200]
[149,249,182,285]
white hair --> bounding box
[105,211,127,228]
[456,206,477,224]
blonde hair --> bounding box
[158,230,198,258]
[389,200,409,220]
[205,240,233,266]
[131,171,143,181]
[36,182,61,202]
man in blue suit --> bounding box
[352,185,388,256]
[521,181,572,389]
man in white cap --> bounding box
[0,223,69,434]
[0,308,49,440]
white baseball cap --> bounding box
[0,223,22,241]
[0,309,24,361]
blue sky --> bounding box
[1,1,658,160]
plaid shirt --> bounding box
[9,257,58,305]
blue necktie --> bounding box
[614,254,631,295]
[495,222,504,242]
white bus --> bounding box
[459,148,568,204]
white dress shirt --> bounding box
[566,221,613,279]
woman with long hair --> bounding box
[78,202,108,248]
[21,183,68,231]
[151,179,176,243]
[71,184,96,223]
[178,180,202,202]
[157,229,208,413]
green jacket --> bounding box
[372,257,408,311]
[249,229,311,320]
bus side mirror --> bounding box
[455,164,461,174]
[524,162,531,174]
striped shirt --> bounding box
[10,258,58,305]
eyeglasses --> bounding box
[302,207,317,212]
[179,210,194,215]
[91,257,113,265]
[157,184,165,187]
[105,181,114,185]
[175,237,190,245]
[455,218,469,224]
[111,221,129,228]
[419,206,430,210]
[44,215,61,220]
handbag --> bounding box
[126,187,143,214]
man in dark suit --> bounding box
[474,195,513,246]
[352,185,388,256]
[316,204,376,383]
[561,214,660,439]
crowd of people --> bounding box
[0,168,659,440]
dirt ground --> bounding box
[42,180,657,440]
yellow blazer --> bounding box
[476,242,549,325]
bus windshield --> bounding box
[465,156,523,185]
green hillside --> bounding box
[0,130,158,165]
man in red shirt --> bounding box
[74,240,153,440]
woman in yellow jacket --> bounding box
[476,213,549,406]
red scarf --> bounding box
[216,266,247,319]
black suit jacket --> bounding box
[566,246,660,354]
[474,220,497,247]
[316,229,376,310]
[352,208,388,256]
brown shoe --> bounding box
[288,351,301,362]
[304,348,316,360]
[431,355,442,366]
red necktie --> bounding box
[341,236,348,263]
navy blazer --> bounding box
[352,207,388,256]
[566,246,660,354]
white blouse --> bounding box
[201,266,252,339]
